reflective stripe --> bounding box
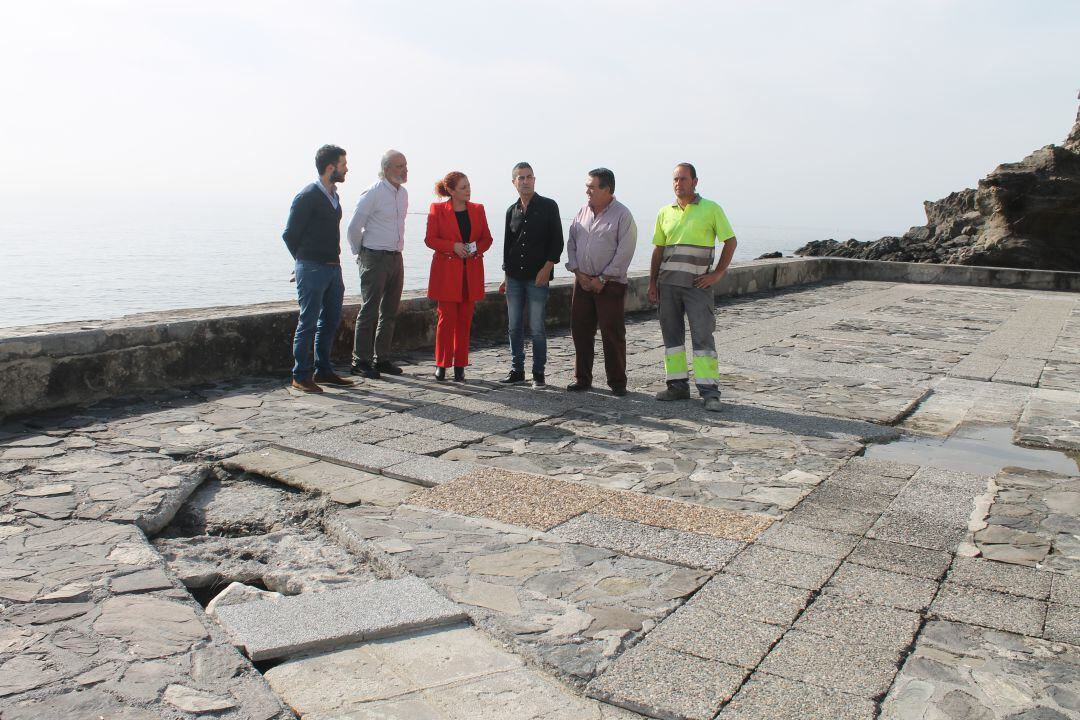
[664,348,688,378]
[692,353,719,380]
[659,261,709,275]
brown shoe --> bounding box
[291,378,324,393]
[313,372,355,386]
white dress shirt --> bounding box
[347,179,408,255]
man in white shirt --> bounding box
[347,150,409,379]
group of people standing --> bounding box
[282,146,737,411]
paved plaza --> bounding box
[2,278,1080,719]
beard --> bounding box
[331,168,346,183]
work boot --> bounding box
[704,396,723,412]
[375,361,404,376]
[499,370,526,384]
[351,360,380,379]
[655,383,691,401]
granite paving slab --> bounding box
[382,455,476,487]
[717,674,876,720]
[930,583,1046,636]
[784,500,879,535]
[758,628,904,698]
[722,544,841,591]
[687,573,812,627]
[880,619,1080,720]
[212,578,467,661]
[868,467,987,552]
[755,522,860,560]
[1052,573,1080,607]
[1043,602,1080,645]
[946,556,1053,599]
[550,513,743,570]
[845,538,952,581]
[824,563,939,612]
[587,640,747,720]
[273,434,415,471]
[793,593,921,651]
[594,491,773,542]
[647,602,785,669]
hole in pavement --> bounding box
[865,424,1079,476]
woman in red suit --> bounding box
[425,171,493,382]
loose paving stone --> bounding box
[648,602,785,669]
[587,640,747,720]
[881,619,1080,720]
[109,567,173,594]
[794,593,921,651]
[755,522,859,560]
[274,434,415,471]
[265,624,623,719]
[723,543,841,590]
[718,674,876,720]
[212,577,467,660]
[551,513,743,570]
[688,573,812,627]
[947,556,1053,599]
[931,583,1046,636]
[329,473,421,507]
[825,563,939,612]
[759,628,904,698]
[846,537,952,580]
[163,683,236,712]
[221,448,317,476]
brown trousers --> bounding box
[571,280,627,390]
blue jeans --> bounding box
[292,260,344,380]
[505,277,549,374]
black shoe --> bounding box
[434,367,446,381]
[351,360,381,379]
[532,373,546,388]
[566,381,591,392]
[375,361,403,376]
[453,366,466,382]
[611,387,627,397]
[498,370,526,384]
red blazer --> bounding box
[424,200,493,302]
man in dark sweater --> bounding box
[499,162,564,388]
[282,145,355,392]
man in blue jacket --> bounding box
[282,145,355,392]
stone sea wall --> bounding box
[1,257,1079,420]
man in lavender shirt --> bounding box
[565,168,637,396]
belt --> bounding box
[362,247,401,255]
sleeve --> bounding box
[713,204,735,243]
[652,209,668,246]
[564,215,579,272]
[475,205,494,254]
[601,210,638,278]
[502,205,512,272]
[282,190,310,258]
[424,203,457,254]
[546,200,565,263]
[346,187,375,255]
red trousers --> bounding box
[435,300,475,368]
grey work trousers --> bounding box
[657,282,720,399]
[352,248,404,365]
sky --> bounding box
[1,0,1077,242]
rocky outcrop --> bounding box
[798,98,1080,271]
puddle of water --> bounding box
[865,425,1080,476]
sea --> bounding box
[0,201,809,330]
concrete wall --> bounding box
[2,257,1077,420]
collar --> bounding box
[671,193,701,208]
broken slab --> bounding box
[212,577,467,660]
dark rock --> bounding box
[796,98,1080,271]
[756,251,784,259]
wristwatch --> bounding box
[598,275,607,284]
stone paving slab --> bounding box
[722,544,841,591]
[265,624,635,720]
[687,573,812,627]
[755,522,859,560]
[587,639,747,720]
[758,628,904,698]
[383,455,476,487]
[946,556,1053,599]
[930,582,1046,636]
[845,538,952,581]
[880,619,1080,720]
[212,578,467,661]
[793,593,921,652]
[551,513,743,570]
[594,491,773,542]
[717,673,876,720]
[824,563,939,612]
[274,434,415,471]
[867,467,987,552]
[648,602,785,670]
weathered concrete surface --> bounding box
[2,278,1079,719]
